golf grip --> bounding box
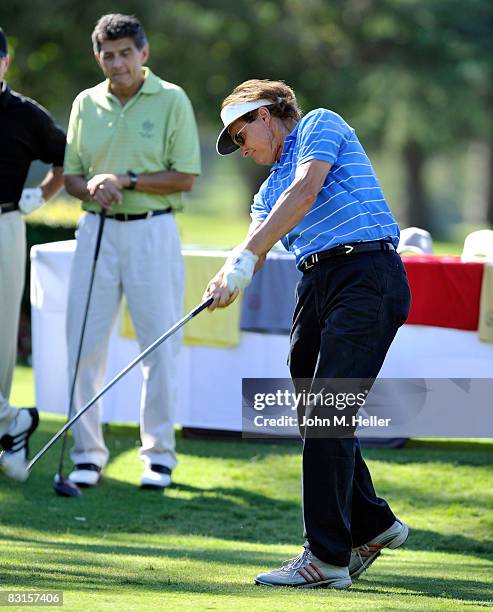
[27,296,214,472]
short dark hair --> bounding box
[92,14,148,53]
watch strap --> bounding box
[126,170,138,190]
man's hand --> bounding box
[18,188,44,214]
[203,269,239,311]
[223,249,258,292]
[203,249,258,311]
[86,174,126,209]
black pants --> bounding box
[289,249,411,566]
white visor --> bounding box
[216,98,273,155]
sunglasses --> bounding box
[231,122,248,147]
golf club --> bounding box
[27,296,214,473]
[53,211,106,497]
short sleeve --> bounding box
[166,89,201,175]
[29,101,66,166]
[250,191,269,223]
[296,109,351,166]
[64,96,84,175]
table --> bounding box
[31,241,493,437]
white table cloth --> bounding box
[31,241,493,435]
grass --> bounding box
[1,368,492,610]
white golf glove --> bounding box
[224,248,259,292]
[19,187,44,214]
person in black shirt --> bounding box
[0,28,66,481]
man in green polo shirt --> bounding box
[63,13,201,489]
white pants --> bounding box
[67,212,184,470]
[0,212,25,436]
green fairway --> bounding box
[1,370,492,610]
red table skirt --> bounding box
[402,255,484,331]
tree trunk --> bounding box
[402,139,430,231]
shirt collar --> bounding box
[139,67,161,94]
[94,66,161,111]
[271,122,300,172]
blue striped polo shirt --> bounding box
[251,108,400,269]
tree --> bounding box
[1,0,491,228]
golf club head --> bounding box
[53,473,81,497]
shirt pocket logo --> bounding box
[139,120,155,139]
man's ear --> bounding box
[141,44,149,64]
[258,106,271,125]
[94,52,103,70]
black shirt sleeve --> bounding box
[0,86,66,204]
[28,100,66,166]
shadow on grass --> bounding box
[1,465,491,560]
[1,420,491,546]
[403,528,493,556]
[177,435,493,465]
[372,478,492,516]
[354,565,493,606]
[0,470,302,545]
[1,539,492,606]
[0,412,493,606]
[363,441,493,470]
[1,533,285,569]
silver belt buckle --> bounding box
[304,252,319,270]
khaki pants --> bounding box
[0,212,25,436]
[67,212,184,470]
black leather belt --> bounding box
[0,202,19,215]
[300,240,395,272]
[88,208,172,221]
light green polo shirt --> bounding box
[64,67,201,214]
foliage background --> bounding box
[1,0,492,237]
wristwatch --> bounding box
[126,170,138,190]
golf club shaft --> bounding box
[28,296,214,471]
[57,210,106,475]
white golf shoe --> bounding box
[140,464,172,489]
[68,463,102,487]
[350,519,409,580]
[0,408,39,482]
[255,548,352,589]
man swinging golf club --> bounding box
[204,79,412,588]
